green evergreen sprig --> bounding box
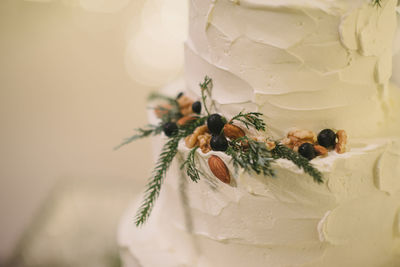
[199,76,213,115]
[159,107,182,124]
[181,146,201,182]
[229,111,266,131]
[134,134,180,226]
[226,137,275,177]
[135,116,207,226]
[180,116,208,136]
[271,143,323,184]
[114,125,163,150]
[226,137,323,183]
[116,93,182,151]
[148,93,181,123]
[148,92,179,107]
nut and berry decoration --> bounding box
[162,122,178,137]
[207,113,226,135]
[335,130,347,154]
[117,76,327,226]
[210,134,229,152]
[208,155,230,184]
[317,129,336,148]
[289,129,316,147]
[177,95,194,116]
[266,140,276,151]
[192,101,202,114]
[198,132,212,153]
[223,124,245,140]
[282,128,348,159]
[314,145,328,156]
[154,103,173,119]
[298,142,316,160]
[282,129,316,151]
[177,115,197,126]
[185,125,209,149]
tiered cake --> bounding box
[119,0,400,266]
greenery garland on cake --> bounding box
[116,76,351,227]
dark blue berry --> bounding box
[207,114,225,135]
[317,129,336,148]
[163,122,178,137]
[210,134,228,152]
[298,143,316,160]
[192,101,202,114]
[176,92,184,99]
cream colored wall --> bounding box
[0,0,185,262]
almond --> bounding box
[208,155,230,184]
[177,115,196,126]
[314,145,328,156]
[223,124,245,140]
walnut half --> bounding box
[185,125,209,149]
[335,130,347,154]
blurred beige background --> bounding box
[0,0,187,265]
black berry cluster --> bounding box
[192,101,202,114]
[207,113,229,152]
[207,114,225,135]
[161,92,203,137]
[298,143,316,160]
[210,134,228,151]
[298,129,338,160]
[317,129,336,148]
[162,122,178,137]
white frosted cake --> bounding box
[118,0,400,266]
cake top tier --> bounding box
[185,0,400,138]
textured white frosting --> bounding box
[120,136,400,267]
[185,0,399,138]
[119,0,400,266]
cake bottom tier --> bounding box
[118,138,400,267]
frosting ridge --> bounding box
[185,0,399,138]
